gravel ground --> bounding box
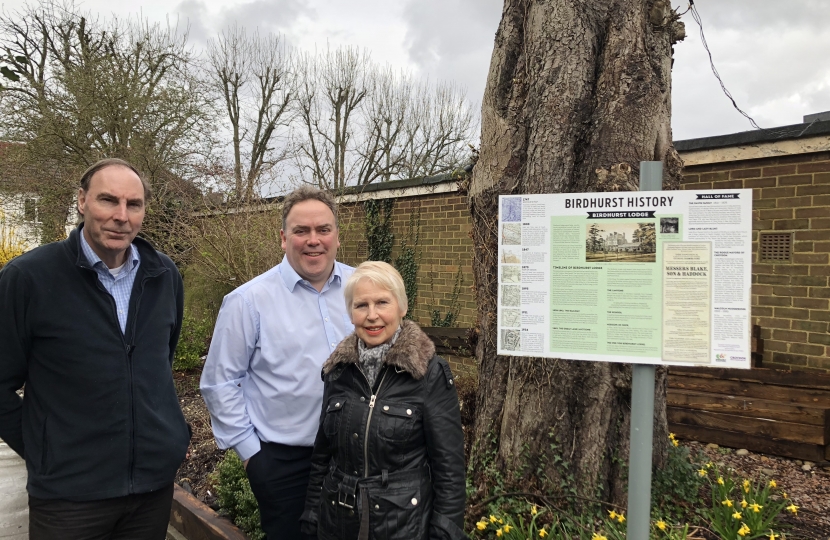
[683,440,830,540]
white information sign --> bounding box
[497,189,753,368]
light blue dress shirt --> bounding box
[80,229,140,334]
[200,257,355,461]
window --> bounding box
[23,198,39,223]
[759,232,792,262]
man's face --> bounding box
[77,165,145,268]
[280,199,340,291]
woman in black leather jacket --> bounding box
[300,261,465,540]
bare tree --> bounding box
[206,25,293,200]
[467,0,685,511]
[293,46,475,189]
[0,1,211,249]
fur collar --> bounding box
[323,320,435,380]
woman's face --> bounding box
[350,278,406,347]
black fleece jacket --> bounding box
[0,225,190,500]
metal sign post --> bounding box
[626,161,663,540]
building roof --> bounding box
[674,119,830,153]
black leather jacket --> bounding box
[301,320,465,540]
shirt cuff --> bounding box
[234,433,262,462]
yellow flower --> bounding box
[732,511,742,519]
[786,503,799,515]
[656,520,667,531]
[498,518,504,524]
[706,462,713,469]
[741,499,748,508]
[698,468,707,477]
[496,528,503,537]
[749,502,762,513]
[617,513,625,524]
[476,520,488,531]
[717,477,725,485]
[672,438,679,447]
[669,432,677,440]
[539,529,548,538]
[608,510,618,520]
[782,492,788,499]
[531,505,538,515]
[722,499,733,507]
[592,535,608,540]
[769,479,777,488]
[490,515,497,523]
[769,532,779,540]
[738,523,751,537]
[743,479,751,493]
[503,524,512,533]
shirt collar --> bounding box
[79,227,140,272]
[278,255,342,292]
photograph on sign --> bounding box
[496,190,752,368]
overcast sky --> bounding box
[2,0,829,141]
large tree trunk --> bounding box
[468,0,685,510]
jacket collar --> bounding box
[68,223,168,277]
[323,320,436,380]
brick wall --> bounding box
[680,151,830,371]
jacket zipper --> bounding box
[362,369,388,478]
[126,277,147,493]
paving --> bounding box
[0,440,28,540]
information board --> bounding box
[496,190,753,368]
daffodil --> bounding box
[768,532,779,540]
[531,505,538,515]
[490,515,497,523]
[706,462,713,469]
[740,499,748,508]
[769,479,777,488]
[722,499,733,507]
[539,528,548,538]
[742,479,751,493]
[617,513,625,524]
[672,438,679,447]
[496,528,503,537]
[498,518,504,524]
[476,520,488,531]
[738,523,751,537]
[656,520,667,531]
[698,468,707,477]
[503,524,512,533]
[786,503,799,515]
[749,502,762,513]
[782,492,788,499]
[592,535,608,540]
[608,510,618,520]
[717,477,725,485]
[732,511,742,519]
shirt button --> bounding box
[325,317,329,322]
[331,343,336,347]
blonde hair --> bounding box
[345,261,408,313]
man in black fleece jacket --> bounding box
[0,159,190,539]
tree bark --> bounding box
[468,0,685,510]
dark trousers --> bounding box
[246,441,314,540]
[29,484,174,540]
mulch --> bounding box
[172,368,830,538]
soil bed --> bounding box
[173,368,830,538]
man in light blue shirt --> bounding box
[201,186,354,540]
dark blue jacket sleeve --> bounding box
[0,264,30,457]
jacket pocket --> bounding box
[369,485,424,540]
[376,402,418,442]
[318,473,358,539]
[323,397,347,439]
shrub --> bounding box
[214,451,265,540]
[173,312,213,371]
[651,434,705,523]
